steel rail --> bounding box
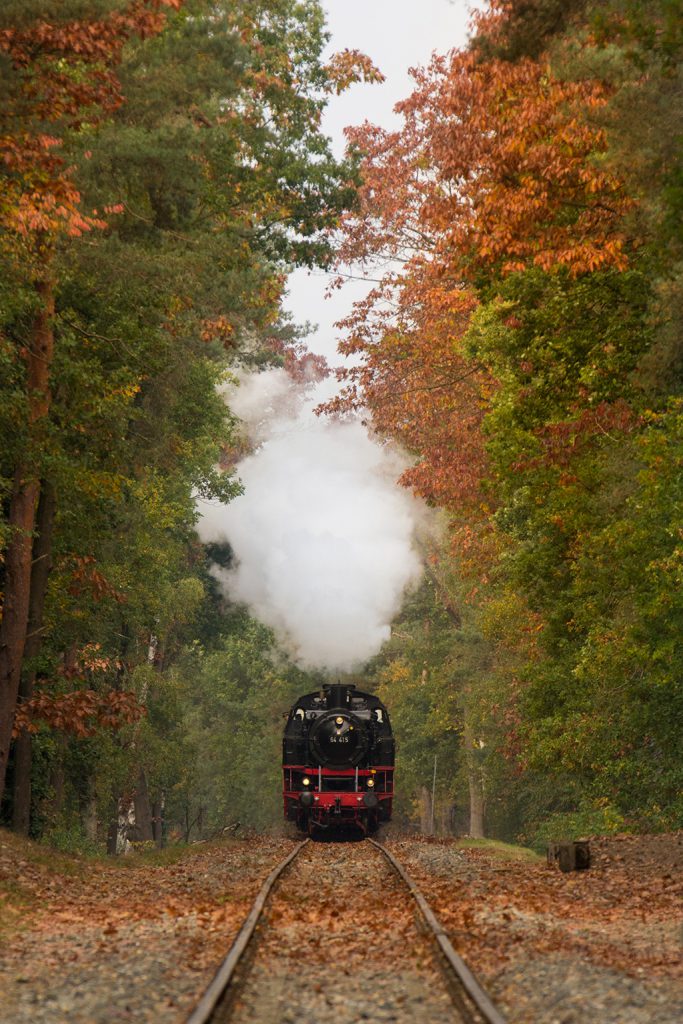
[369,839,508,1024]
[185,838,309,1024]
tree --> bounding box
[327,0,683,836]
[1,0,380,817]
[0,0,182,806]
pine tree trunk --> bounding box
[12,480,56,834]
[151,794,164,848]
[84,792,99,845]
[133,766,154,842]
[11,731,33,834]
[419,785,433,834]
[46,741,66,826]
[0,276,54,804]
[464,709,486,838]
[468,769,485,838]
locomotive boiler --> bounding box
[283,682,394,834]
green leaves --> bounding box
[1,0,368,836]
[333,0,683,838]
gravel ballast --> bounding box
[1,828,681,1023]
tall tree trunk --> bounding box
[468,767,485,838]
[106,816,118,856]
[464,712,486,838]
[12,480,56,834]
[133,766,154,842]
[117,797,135,854]
[106,626,131,855]
[45,734,66,828]
[419,785,433,834]
[84,791,99,845]
[0,275,54,804]
[152,790,165,848]
[440,800,456,837]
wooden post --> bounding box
[547,841,591,872]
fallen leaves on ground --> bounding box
[0,829,297,1023]
[387,832,683,982]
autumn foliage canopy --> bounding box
[326,0,683,833]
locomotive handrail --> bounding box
[185,839,309,1024]
[369,840,508,1024]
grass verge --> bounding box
[456,837,543,862]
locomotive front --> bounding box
[282,682,394,834]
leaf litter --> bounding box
[1,829,681,1023]
[0,829,297,1023]
[386,832,683,1024]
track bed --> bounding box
[226,838,461,1024]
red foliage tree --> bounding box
[0,0,180,802]
[323,30,631,516]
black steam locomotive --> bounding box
[282,682,394,834]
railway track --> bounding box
[186,837,507,1024]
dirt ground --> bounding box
[385,831,683,1023]
[0,827,681,1023]
[0,829,295,1023]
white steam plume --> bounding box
[197,369,426,671]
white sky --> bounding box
[284,0,480,363]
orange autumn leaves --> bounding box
[326,39,632,516]
[422,54,630,278]
[13,688,144,738]
[0,1,180,240]
[13,639,144,739]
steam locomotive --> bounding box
[283,682,394,834]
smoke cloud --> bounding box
[196,369,426,671]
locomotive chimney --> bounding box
[324,682,355,709]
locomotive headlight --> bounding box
[366,778,375,788]
[335,716,344,725]
[302,777,311,787]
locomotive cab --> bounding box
[282,682,394,834]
